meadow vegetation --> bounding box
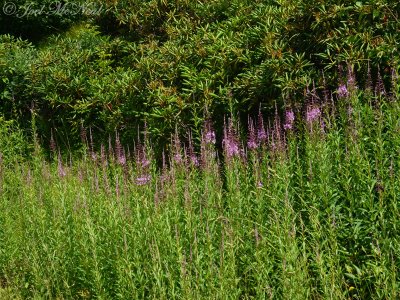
[1,76,400,298]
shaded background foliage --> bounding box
[0,0,85,41]
[0,0,399,152]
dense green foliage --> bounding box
[1,87,400,298]
[0,0,399,150]
[0,116,29,165]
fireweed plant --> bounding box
[0,70,400,299]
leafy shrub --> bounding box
[0,35,35,120]
[0,116,29,165]
[0,0,399,153]
[1,26,140,149]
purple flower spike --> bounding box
[172,130,184,165]
[257,129,267,142]
[187,132,200,167]
[283,109,295,131]
[286,110,295,123]
[115,133,126,166]
[204,120,216,145]
[205,130,216,145]
[223,119,241,159]
[283,123,292,130]
[306,107,321,123]
[141,158,150,168]
[136,143,150,169]
[257,113,267,143]
[136,174,151,186]
[190,155,200,167]
[118,148,126,166]
[247,139,258,150]
[174,153,183,164]
[337,84,349,98]
[247,118,258,150]
[224,138,240,158]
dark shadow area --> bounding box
[0,1,86,44]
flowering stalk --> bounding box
[134,139,152,186]
[57,151,66,178]
[306,106,321,124]
[375,69,386,97]
[283,109,295,131]
[204,119,216,145]
[136,174,151,186]
[257,109,267,145]
[347,64,357,92]
[247,117,258,150]
[115,133,126,166]
[172,130,183,165]
[200,119,217,170]
[187,131,199,167]
[223,117,241,160]
[337,84,349,99]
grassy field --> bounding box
[1,84,400,299]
